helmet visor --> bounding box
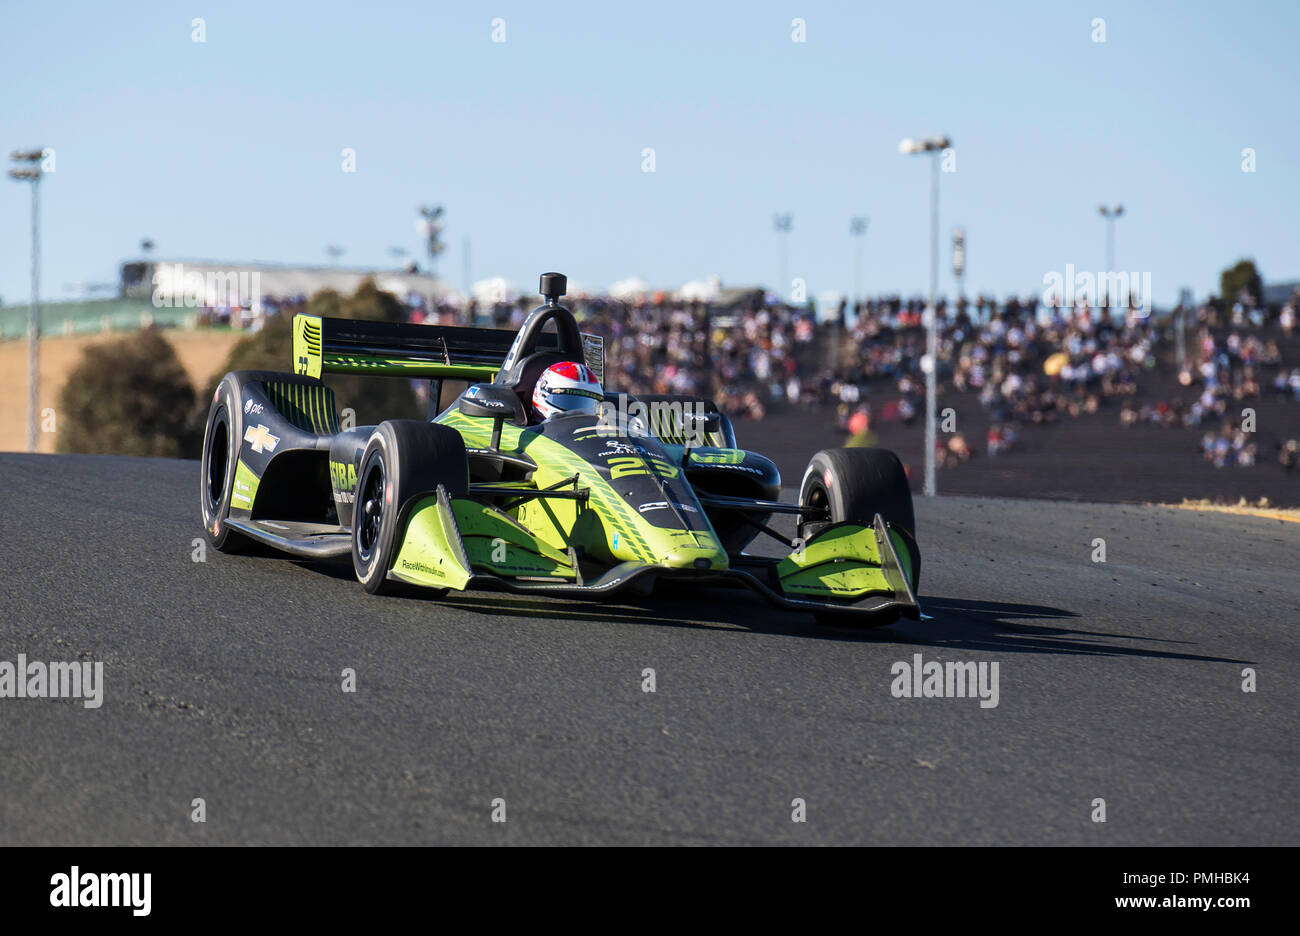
[545,390,603,415]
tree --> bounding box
[58,327,200,457]
[1220,259,1263,306]
[206,279,422,428]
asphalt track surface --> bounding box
[1,452,1296,845]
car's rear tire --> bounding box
[797,447,918,627]
[351,420,468,594]
[200,373,252,552]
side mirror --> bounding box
[683,409,722,444]
[459,384,528,427]
[680,409,723,465]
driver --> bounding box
[531,361,604,421]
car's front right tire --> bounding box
[796,446,919,627]
[797,447,916,542]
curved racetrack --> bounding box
[1,452,1296,844]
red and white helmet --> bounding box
[532,361,603,420]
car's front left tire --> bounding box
[351,420,468,594]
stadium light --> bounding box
[419,205,446,276]
[952,226,966,299]
[899,136,950,155]
[850,216,868,306]
[900,134,951,498]
[1098,204,1124,277]
[8,148,44,454]
[773,213,793,301]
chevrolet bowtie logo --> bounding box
[244,424,280,454]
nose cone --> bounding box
[659,532,729,571]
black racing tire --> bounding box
[797,447,918,627]
[200,372,253,553]
[797,447,915,541]
[351,420,468,595]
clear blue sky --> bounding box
[2,0,1297,307]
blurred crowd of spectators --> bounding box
[197,280,1300,474]
[493,294,819,421]
[820,294,1157,460]
[1198,423,1258,468]
[1106,292,1300,470]
[824,289,1300,472]
[199,294,310,330]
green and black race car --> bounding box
[200,273,921,625]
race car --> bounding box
[200,272,921,625]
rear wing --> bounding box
[292,314,604,383]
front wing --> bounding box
[385,487,920,622]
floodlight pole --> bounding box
[1099,204,1123,275]
[28,173,39,452]
[774,213,792,301]
[899,135,950,497]
[926,148,939,498]
[9,149,44,453]
[850,216,868,307]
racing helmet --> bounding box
[532,361,604,420]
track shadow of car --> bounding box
[890,596,1253,664]
[289,559,1252,662]
[287,560,897,640]
[289,556,356,580]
